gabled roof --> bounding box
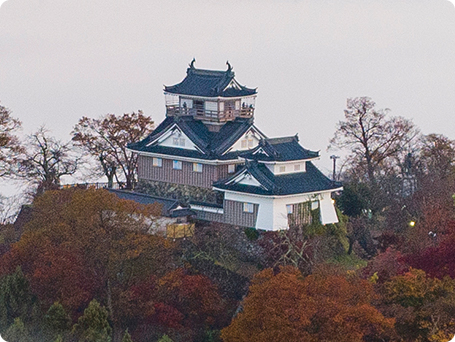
[240,135,319,162]
[213,161,342,196]
[164,61,257,98]
[128,116,266,160]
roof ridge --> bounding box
[265,135,298,144]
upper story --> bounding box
[129,62,335,192]
[164,59,257,129]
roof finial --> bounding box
[226,60,232,71]
[189,58,196,69]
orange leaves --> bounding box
[221,266,394,342]
[0,188,172,320]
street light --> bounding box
[330,155,340,181]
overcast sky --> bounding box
[1,0,455,188]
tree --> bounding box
[3,317,32,342]
[0,267,38,333]
[122,329,134,342]
[383,268,455,341]
[72,299,112,342]
[0,103,23,177]
[0,187,171,339]
[221,266,395,342]
[330,97,419,186]
[72,111,154,189]
[18,127,79,195]
[44,302,71,342]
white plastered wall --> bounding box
[224,192,274,230]
[223,190,339,231]
[229,130,262,152]
[264,161,307,175]
[158,130,198,150]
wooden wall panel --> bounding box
[223,200,258,228]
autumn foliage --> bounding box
[221,266,395,342]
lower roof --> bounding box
[213,161,342,196]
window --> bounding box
[241,139,247,148]
[279,166,286,173]
[286,204,293,214]
[193,163,203,172]
[152,157,162,167]
[173,137,179,146]
[228,164,236,173]
[248,138,254,148]
[179,138,185,146]
[173,160,182,170]
[243,202,254,213]
[294,164,301,171]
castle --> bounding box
[128,61,342,231]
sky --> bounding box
[1,0,455,194]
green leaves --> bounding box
[73,299,111,342]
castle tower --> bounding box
[164,59,257,131]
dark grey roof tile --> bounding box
[214,161,341,196]
[164,65,256,98]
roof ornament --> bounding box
[226,60,232,72]
[189,58,196,69]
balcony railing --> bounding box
[166,106,254,122]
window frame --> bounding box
[193,163,203,173]
[173,160,183,170]
[243,202,254,213]
[228,164,236,173]
[152,157,162,167]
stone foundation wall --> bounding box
[136,179,223,205]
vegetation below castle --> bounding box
[1,97,455,341]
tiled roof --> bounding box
[213,161,342,196]
[108,189,180,216]
[240,135,319,162]
[128,116,266,160]
[164,64,257,98]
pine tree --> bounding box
[73,299,112,342]
[122,328,133,342]
[0,267,37,333]
[44,302,71,341]
[158,334,174,342]
[3,317,32,342]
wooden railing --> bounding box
[60,182,121,190]
[166,106,254,122]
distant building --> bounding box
[128,61,342,231]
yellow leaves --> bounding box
[369,272,379,284]
[429,330,454,342]
[384,268,448,307]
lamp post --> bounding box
[330,155,339,181]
